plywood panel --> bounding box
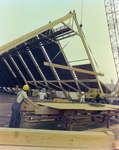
[35,102,117,111]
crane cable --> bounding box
[80,1,99,71]
[81,29,100,71]
[80,0,84,26]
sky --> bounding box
[0,0,117,84]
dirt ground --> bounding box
[0,91,119,140]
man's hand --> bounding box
[27,101,30,105]
[25,97,40,108]
[35,104,39,108]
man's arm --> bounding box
[24,99,30,105]
[25,97,39,108]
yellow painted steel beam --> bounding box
[44,62,104,77]
[0,12,75,55]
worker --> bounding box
[38,88,47,102]
[80,91,85,103]
[9,84,39,128]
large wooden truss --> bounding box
[0,10,111,96]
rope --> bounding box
[81,30,101,72]
[80,0,84,25]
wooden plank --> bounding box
[0,128,114,149]
[44,62,104,76]
[28,119,55,123]
[54,98,69,103]
[0,145,110,150]
[69,93,79,99]
[53,98,62,102]
[35,106,60,115]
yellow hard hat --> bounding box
[23,85,29,91]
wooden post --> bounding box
[68,119,73,131]
[63,118,68,129]
[107,110,110,129]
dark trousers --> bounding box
[9,110,21,128]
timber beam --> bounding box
[44,62,104,76]
[0,128,115,149]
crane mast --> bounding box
[104,0,119,91]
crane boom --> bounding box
[104,0,119,91]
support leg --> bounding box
[68,119,73,131]
[63,118,68,129]
[107,110,110,128]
